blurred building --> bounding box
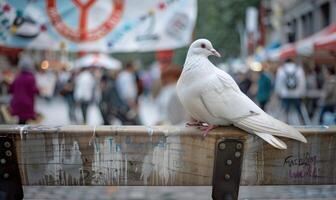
[281,0,336,43]
[262,0,336,44]
[254,0,336,63]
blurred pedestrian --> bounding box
[315,64,324,89]
[74,67,95,124]
[9,55,39,124]
[99,71,133,125]
[135,71,144,101]
[275,59,306,124]
[140,70,153,96]
[117,62,138,105]
[256,63,273,111]
[35,67,56,101]
[319,65,336,124]
[305,64,320,118]
[155,65,188,125]
[60,71,77,123]
[237,71,252,97]
[0,69,14,96]
[99,73,113,125]
[116,61,140,124]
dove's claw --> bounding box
[201,124,217,137]
[186,121,217,136]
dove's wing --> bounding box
[200,69,306,149]
[200,70,261,121]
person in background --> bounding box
[304,64,319,118]
[99,73,111,125]
[9,55,39,124]
[99,71,134,125]
[319,65,336,124]
[74,67,95,124]
[275,59,306,124]
[35,67,56,101]
[237,71,252,97]
[116,61,140,124]
[0,69,14,96]
[140,70,153,96]
[256,62,273,111]
[155,65,188,125]
[315,64,324,90]
[60,71,77,123]
[135,71,144,102]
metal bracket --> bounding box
[0,136,23,200]
[212,139,244,200]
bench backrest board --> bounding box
[0,125,334,186]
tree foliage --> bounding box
[177,0,261,65]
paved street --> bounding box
[35,96,158,126]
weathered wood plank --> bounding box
[0,125,335,186]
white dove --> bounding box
[176,39,307,149]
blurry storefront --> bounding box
[256,0,336,65]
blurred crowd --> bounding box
[0,53,188,126]
[0,53,335,126]
[234,59,336,125]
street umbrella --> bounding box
[74,54,122,70]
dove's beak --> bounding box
[210,48,221,57]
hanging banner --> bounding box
[0,0,197,52]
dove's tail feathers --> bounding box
[254,132,287,149]
[234,113,307,143]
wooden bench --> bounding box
[0,125,335,200]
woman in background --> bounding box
[9,55,39,124]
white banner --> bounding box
[0,0,197,52]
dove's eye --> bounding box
[201,43,206,48]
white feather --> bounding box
[254,132,287,149]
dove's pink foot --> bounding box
[186,121,217,136]
[200,124,218,137]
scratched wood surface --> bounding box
[0,125,335,186]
